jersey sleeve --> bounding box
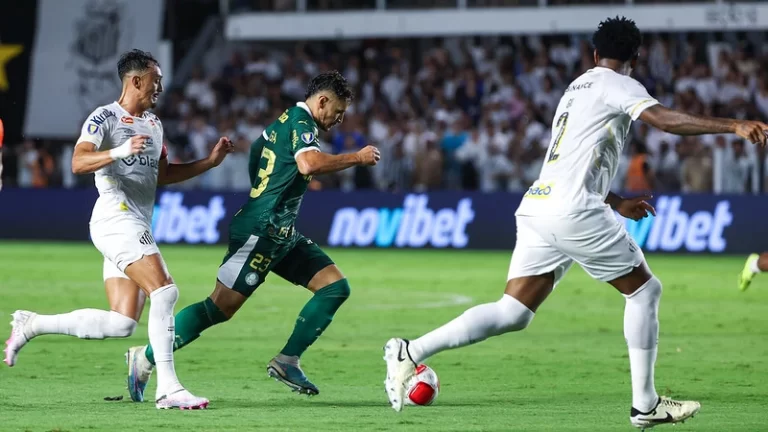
[290,118,321,160]
[605,77,660,121]
[76,111,109,149]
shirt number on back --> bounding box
[547,111,569,163]
[250,147,276,198]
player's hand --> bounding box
[130,135,151,154]
[735,120,768,147]
[110,135,149,160]
[356,145,381,166]
[616,194,656,222]
[208,137,234,167]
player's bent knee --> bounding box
[625,276,662,305]
[108,311,138,337]
[498,294,535,332]
[317,278,351,300]
[336,278,351,299]
[150,284,179,305]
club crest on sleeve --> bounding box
[87,123,99,135]
[301,132,315,144]
[245,272,259,286]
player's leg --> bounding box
[4,261,142,367]
[383,216,573,411]
[143,282,243,365]
[128,234,276,402]
[738,252,768,291]
[556,207,700,428]
[269,236,348,395]
[128,280,237,402]
[122,252,208,409]
[75,218,205,410]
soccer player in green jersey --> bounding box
[125,71,380,402]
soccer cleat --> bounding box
[738,253,759,292]
[267,358,319,395]
[4,311,35,367]
[126,346,154,402]
[630,396,701,430]
[155,389,209,410]
[382,337,417,412]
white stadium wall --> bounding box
[226,2,766,40]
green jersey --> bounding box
[230,102,320,243]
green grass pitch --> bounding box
[1,242,767,431]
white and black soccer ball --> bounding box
[405,364,440,406]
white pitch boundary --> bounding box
[354,292,474,311]
[2,280,474,313]
[254,292,474,313]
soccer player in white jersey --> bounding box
[4,49,234,410]
[383,17,768,429]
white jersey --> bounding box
[516,67,659,216]
[77,102,166,225]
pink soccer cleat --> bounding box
[155,389,209,410]
[4,311,34,367]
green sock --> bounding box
[145,297,228,365]
[280,279,351,358]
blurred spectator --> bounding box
[60,144,76,189]
[17,140,39,188]
[716,137,755,194]
[682,141,713,193]
[654,141,681,192]
[413,138,443,191]
[625,141,655,194]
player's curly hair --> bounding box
[117,49,159,81]
[305,70,354,101]
[592,16,642,63]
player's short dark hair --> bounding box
[117,49,159,81]
[592,16,642,63]
[305,71,354,101]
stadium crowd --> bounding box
[7,32,768,194]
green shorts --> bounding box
[216,233,335,297]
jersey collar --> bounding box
[113,101,150,119]
[296,101,312,116]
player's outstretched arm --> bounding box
[296,145,380,176]
[72,135,149,174]
[639,105,768,145]
[158,137,234,185]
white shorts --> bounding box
[508,206,644,286]
[90,218,161,281]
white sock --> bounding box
[408,294,534,364]
[749,256,761,274]
[624,276,662,412]
[148,284,183,398]
[25,309,136,340]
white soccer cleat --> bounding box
[155,389,209,410]
[4,311,35,367]
[382,337,417,412]
[630,396,701,430]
